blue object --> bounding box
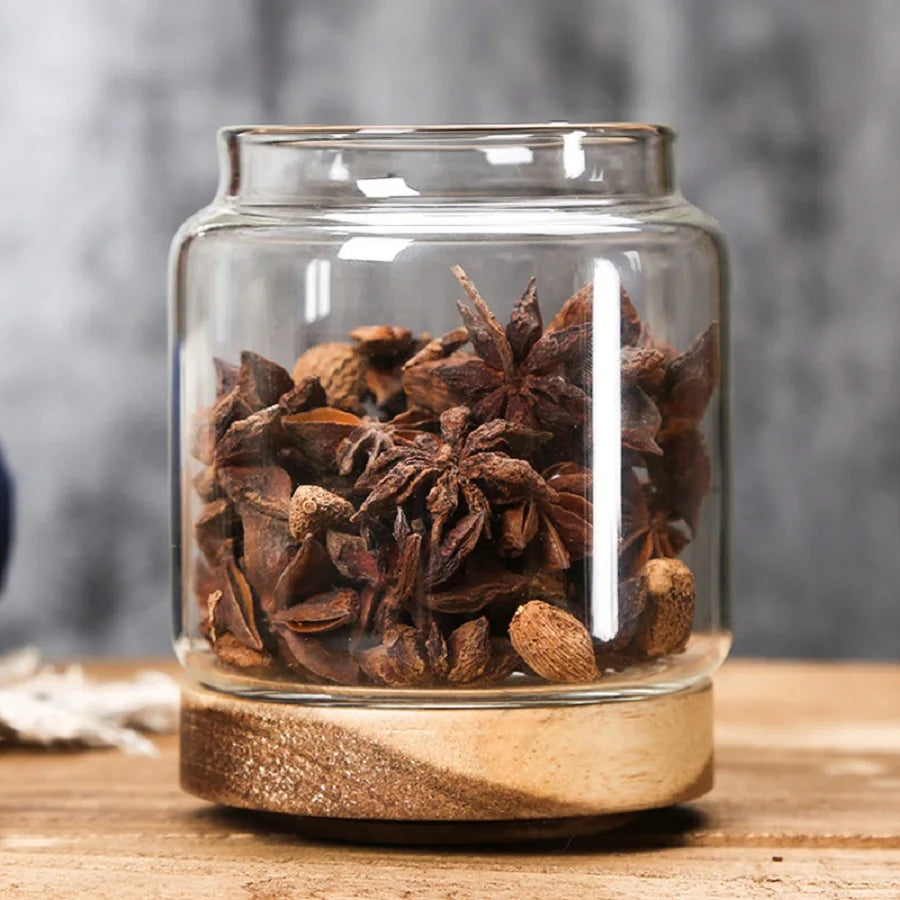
[0,447,12,589]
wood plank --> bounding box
[1,659,897,897]
[1,848,898,900]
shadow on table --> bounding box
[188,803,709,854]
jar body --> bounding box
[171,126,730,709]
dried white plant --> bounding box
[0,647,178,756]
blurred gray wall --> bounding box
[0,0,897,658]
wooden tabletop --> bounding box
[1,660,898,899]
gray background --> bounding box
[0,0,897,659]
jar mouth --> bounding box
[222,122,675,143]
[218,122,677,205]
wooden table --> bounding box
[1,660,898,898]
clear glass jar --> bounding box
[171,124,730,826]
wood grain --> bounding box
[180,681,712,821]
[1,659,898,898]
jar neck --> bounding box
[217,124,677,206]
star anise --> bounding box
[498,462,593,570]
[646,426,711,531]
[402,268,592,434]
[423,557,534,614]
[193,498,239,566]
[326,513,536,687]
[403,326,470,369]
[619,466,689,577]
[622,380,663,456]
[401,326,471,412]
[658,323,720,426]
[644,324,718,528]
[624,320,718,450]
[620,320,719,565]
[270,589,360,634]
[276,627,361,685]
[188,266,721,689]
[326,514,423,637]
[206,559,271,669]
[327,513,458,686]
[353,406,554,587]
[213,352,295,447]
[618,301,669,456]
[281,407,362,473]
[217,465,298,614]
[267,532,365,684]
[356,624,432,686]
[335,409,435,478]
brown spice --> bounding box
[288,485,355,541]
[189,265,718,687]
[509,601,598,684]
[447,617,492,683]
[292,343,366,412]
[634,558,696,657]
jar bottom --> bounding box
[176,631,731,707]
[180,681,714,826]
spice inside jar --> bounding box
[189,265,718,689]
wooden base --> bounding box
[180,682,713,834]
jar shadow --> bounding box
[187,804,709,853]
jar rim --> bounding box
[221,122,676,146]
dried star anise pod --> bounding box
[267,532,333,609]
[620,309,719,458]
[277,628,361,685]
[278,375,328,415]
[403,326,470,369]
[326,514,423,637]
[266,533,365,684]
[207,559,271,669]
[190,352,294,466]
[620,288,642,347]
[621,346,667,397]
[188,264,721,688]
[336,409,435,478]
[471,638,521,685]
[619,467,689,578]
[356,624,430,686]
[214,406,286,469]
[353,405,554,587]
[270,588,360,634]
[622,380,663,456]
[328,515,458,687]
[401,326,471,412]
[618,318,719,571]
[424,557,534,615]
[402,267,592,435]
[216,352,294,441]
[218,465,298,613]
[281,407,362,473]
[194,498,239,566]
[646,426,711,533]
[498,462,593,570]
[615,306,666,455]
[658,323,720,427]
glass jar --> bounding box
[171,124,730,831]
